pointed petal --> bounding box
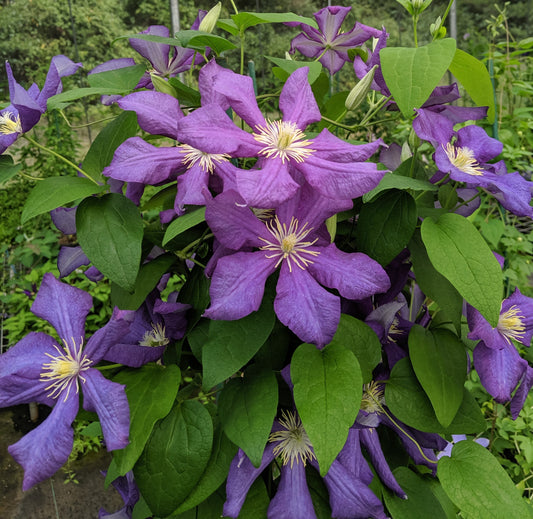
[84,311,133,362]
[315,6,351,39]
[8,393,78,490]
[6,62,42,131]
[275,263,340,346]
[511,365,533,419]
[224,446,276,518]
[413,108,454,145]
[279,67,321,130]
[337,429,374,485]
[57,245,91,278]
[83,369,130,450]
[103,137,185,184]
[129,26,171,73]
[118,91,183,138]
[38,55,81,109]
[31,273,92,343]
[267,462,317,519]
[176,164,209,206]
[289,33,324,59]
[50,207,77,234]
[456,125,502,163]
[204,252,275,321]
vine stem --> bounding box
[22,134,99,185]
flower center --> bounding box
[258,216,320,272]
[360,381,385,414]
[387,316,403,343]
[139,322,169,347]
[40,338,92,401]
[0,110,22,135]
[269,410,316,468]
[443,142,483,176]
[497,304,526,344]
[178,144,230,173]
[253,120,315,164]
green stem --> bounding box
[59,110,117,129]
[439,0,455,31]
[360,95,392,126]
[22,134,99,185]
[413,15,419,48]
[95,363,123,371]
[229,0,238,14]
[179,232,214,256]
[320,116,354,132]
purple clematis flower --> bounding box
[99,471,139,519]
[0,273,130,490]
[204,186,390,346]
[353,27,390,97]
[0,56,81,153]
[288,6,381,75]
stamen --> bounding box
[253,120,315,163]
[443,142,483,176]
[360,381,385,415]
[40,337,92,401]
[178,144,230,173]
[387,316,404,343]
[269,410,316,468]
[251,207,275,222]
[139,322,170,347]
[498,304,526,344]
[0,111,22,135]
[258,216,320,272]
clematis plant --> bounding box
[1,1,533,518]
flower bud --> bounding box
[345,65,377,111]
[150,73,178,98]
[198,2,222,34]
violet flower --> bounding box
[176,64,386,208]
[289,6,381,75]
[0,273,130,490]
[204,186,390,346]
[99,471,139,519]
[0,56,81,153]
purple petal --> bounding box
[38,55,82,109]
[84,311,133,362]
[484,169,533,218]
[50,206,77,234]
[224,446,276,518]
[118,91,183,138]
[90,58,136,75]
[308,245,390,300]
[6,62,43,131]
[279,67,321,130]
[8,393,78,490]
[456,125,502,163]
[267,462,317,519]
[413,108,454,145]
[82,369,130,451]
[57,245,91,278]
[31,273,92,343]
[103,137,185,184]
[204,252,276,321]
[315,6,351,39]
[0,332,58,406]
[175,163,209,207]
[129,26,171,73]
[337,429,374,485]
[275,263,340,346]
[289,34,324,59]
[511,365,533,419]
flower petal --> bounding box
[57,245,91,278]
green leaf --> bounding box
[21,176,104,224]
[87,64,146,90]
[449,49,495,123]
[163,207,206,245]
[356,189,418,266]
[134,400,213,517]
[167,78,202,107]
[292,343,363,476]
[178,265,211,331]
[438,441,533,519]
[328,314,382,383]
[111,364,181,477]
[77,193,143,291]
[385,358,486,434]
[230,12,317,32]
[82,112,139,183]
[381,38,457,118]
[421,213,502,327]
[173,425,238,514]
[111,253,176,311]
[409,326,467,427]
[47,87,129,110]
[218,365,278,467]
[363,171,436,203]
[0,155,22,184]
[383,467,448,519]
[189,295,276,389]
[265,57,323,85]
[409,231,463,335]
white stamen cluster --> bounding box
[179,144,230,173]
[139,322,170,347]
[360,381,385,415]
[269,410,316,468]
[258,216,320,272]
[0,111,22,135]
[498,304,526,344]
[443,142,484,176]
[40,337,92,401]
[253,120,315,164]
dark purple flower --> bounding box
[289,6,381,75]
[204,187,390,346]
[99,471,139,519]
[0,274,130,490]
[1,56,81,153]
[176,65,386,208]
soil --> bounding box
[0,405,124,519]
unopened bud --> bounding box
[408,127,420,150]
[198,2,221,33]
[150,73,178,97]
[400,142,412,163]
[345,65,377,111]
